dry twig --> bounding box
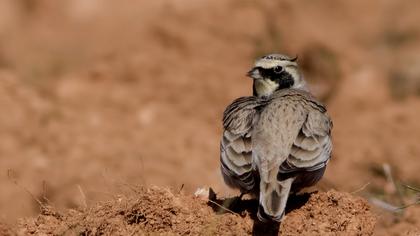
[77,184,88,208]
[207,199,240,216]
[7,169,43,207]
[401,183,420,193]
[351,182,371,194]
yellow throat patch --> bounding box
[254,79,279,97]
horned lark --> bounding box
[220,54,332,222]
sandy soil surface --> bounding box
[1,0,420,235]
[12,187,375,235]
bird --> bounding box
[220,53,332,222]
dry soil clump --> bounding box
[17,187,376,235]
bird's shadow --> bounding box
[207,188,312,236]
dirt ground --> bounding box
[1,0,420,235]
[12,187,375,235]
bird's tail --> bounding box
[257,178,294,222]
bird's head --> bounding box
[247,54,307,97]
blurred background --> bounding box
[1,0,420,234]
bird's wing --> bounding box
[220,96,266,192]
[279,92,333,176]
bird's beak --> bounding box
[246,68,260,79]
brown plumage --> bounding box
[220,54,333,222]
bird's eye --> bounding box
[273,66,283,73]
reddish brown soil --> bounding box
[14,187,375,235]
[281,191,376,235]
[0,221,14,236]
[1,0,420,235]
